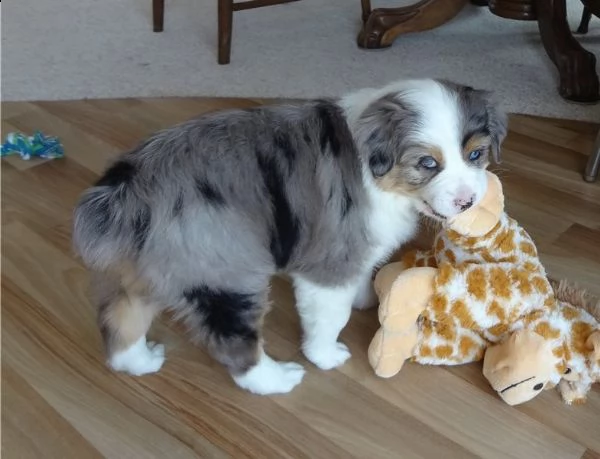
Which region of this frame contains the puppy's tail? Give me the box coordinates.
[73,161,150,271]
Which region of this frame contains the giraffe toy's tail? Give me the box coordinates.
[548,277,600,321]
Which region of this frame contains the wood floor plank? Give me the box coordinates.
[553,224,600,261]
[274,365,479,459]
[2,98,599,458]
[1,282,229,459]
[2,277,350,459]
[2,222,97,341]
[499,172,600,229]
[1,364,103,459]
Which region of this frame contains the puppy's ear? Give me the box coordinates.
[477,90,508,163]
[357,94,418,178]
[486,99,508,164]
[367,134,395,177]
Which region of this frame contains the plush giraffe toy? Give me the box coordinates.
[368,171,600,406]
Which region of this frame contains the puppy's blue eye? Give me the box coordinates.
[469,149,483,161]
[419,156,438,169]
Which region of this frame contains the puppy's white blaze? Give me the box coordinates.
[403,81,461,150]
[109,336,165,376]
[232,351,305,395]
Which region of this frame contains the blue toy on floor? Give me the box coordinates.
[1,131,64,160]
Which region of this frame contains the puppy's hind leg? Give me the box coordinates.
[95,273,164,376]
[181,284,305,395]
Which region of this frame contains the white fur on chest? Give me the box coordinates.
[363,182,418,268]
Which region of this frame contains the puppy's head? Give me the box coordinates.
[354,79,507,220]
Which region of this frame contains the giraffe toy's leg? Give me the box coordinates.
[369,325,420,378]
[369,267,437,378]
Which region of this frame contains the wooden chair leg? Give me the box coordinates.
[361,0,372,23]
[576,7,592,34]
[153,0,165,32]
[584,130,600,182]
[218,0,234,65]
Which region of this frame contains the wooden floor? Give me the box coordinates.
[2,98,600,459]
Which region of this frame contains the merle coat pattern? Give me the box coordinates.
[73,79,507,392]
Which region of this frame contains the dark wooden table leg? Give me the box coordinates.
[535,0,599,103]
[361,0,372,23]
[218,0,234,65]
[576,6,592,34]
[358,0,468,49]
[153,0,164,32]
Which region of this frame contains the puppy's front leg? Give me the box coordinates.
[292,275,359,370]
[352,270,378,310]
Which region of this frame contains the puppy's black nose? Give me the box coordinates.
[460,200,473,211]
[454,196,474,212]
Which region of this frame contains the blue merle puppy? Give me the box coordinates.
[73,78,507,394]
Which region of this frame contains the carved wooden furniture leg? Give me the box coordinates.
[489,0,537,20]
[358,0,468,49]
[153,0,165,32]
[535,0,599,103]
[576,6,592,33]
[584,129,600,182]
[218,0,301,65]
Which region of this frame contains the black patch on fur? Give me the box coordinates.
[195,179,225,206]
[256,154,300,268]
[183,286,258,340]
[327,187,335,204]
[173,192,184,217]
[274,130,296,168]
[341,186,353,217]
[96,160,136,187]
[303,130,313,146]
[368,147,394,177]
[132,204,151,251]
[316,101,342,157]
[85,191,112,235]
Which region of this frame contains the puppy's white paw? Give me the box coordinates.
[233,353,305,395]
[304,341,351,370]
[109,338,165,376]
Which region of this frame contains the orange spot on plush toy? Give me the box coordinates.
[368,171,600,406]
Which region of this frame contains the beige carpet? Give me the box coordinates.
[2,0,600,121]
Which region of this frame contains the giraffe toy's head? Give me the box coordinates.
[483,329,556,405]
[484,326,600,405]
